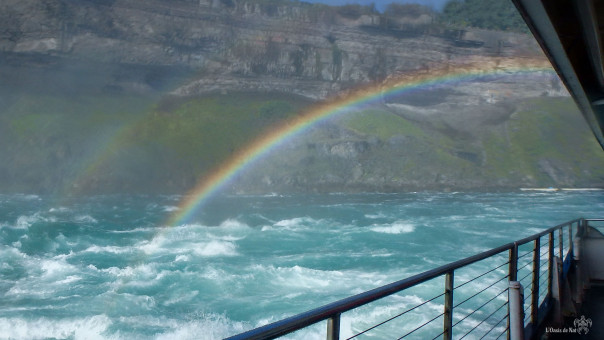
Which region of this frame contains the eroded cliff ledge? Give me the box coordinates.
[1,0,547,99]
[3,0,602,194]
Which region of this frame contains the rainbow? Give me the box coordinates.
[167,57,555,226]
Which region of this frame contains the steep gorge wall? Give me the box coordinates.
[1,0,546,98]
[3,0,601,194]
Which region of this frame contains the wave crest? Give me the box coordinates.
[370,222,415,234]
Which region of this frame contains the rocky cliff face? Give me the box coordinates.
[2,0,547,98]
[2,0,602,194]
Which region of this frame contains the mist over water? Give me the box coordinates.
[1,191,602,339]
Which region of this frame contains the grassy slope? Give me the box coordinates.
[2,92,603,194]
[482,97,604,186]
[1,92,310,193]
[1,94,152,192]
[341,108,426,140]
[327,97,604,189]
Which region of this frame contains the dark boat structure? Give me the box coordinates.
[226,1,604,339]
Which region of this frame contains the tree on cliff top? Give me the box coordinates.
[441,0,527,32]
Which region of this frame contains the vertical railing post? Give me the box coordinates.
[573,234,583,304]
[530,238,540,331]
[509,244,518,281]
[443,271,454,340]
[558,228,563,260]
[568,223,573,253]
[327,314,340,340]
[508,281,525,340]
[548,232,554,297]
[507,244,518,340]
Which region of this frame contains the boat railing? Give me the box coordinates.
[226,218,589,340]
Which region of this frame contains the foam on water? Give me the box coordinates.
[153,314,250,340]
[273,217,320,230]
[18,194,42,201]
[138,221,245,257]
[370,221,415,234]
[0,244,27,260]
[5,255,82,298]
[217,218,251,230]
[1,192,603,339]
[75,215,98,224]
[193,240,238,257]
[250,264,337,289]
[14,212,56,229]
[39,258,78,277]
[100,263,157,280]
[365,212,388,219]
[0,315,112,340]
[338,294,444,339]
[260,216,345,233]
[49,207,72,213]
[108,226,154,234]
[163,290,199,306]
[83,245,133,254]
[174,254,189,262]
[246,264,404,298]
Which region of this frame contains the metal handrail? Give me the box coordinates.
[226,218,584,340]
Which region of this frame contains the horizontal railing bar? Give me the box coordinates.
[585,218,604,221]
[347,292,445,339]
[514,219,582,246]
[454,261,509,289]
[226,218,584,340]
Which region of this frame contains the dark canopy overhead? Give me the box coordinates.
[512,0,604,149]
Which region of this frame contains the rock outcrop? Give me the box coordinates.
[2,0,603,194]
[1,0,549,99]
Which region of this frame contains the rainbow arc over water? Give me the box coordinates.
[167,57,554,226]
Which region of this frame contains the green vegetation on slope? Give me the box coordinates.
[2,91,603,194]
[246,96,604,192]
[127,94,308,176]
[482,97,604,186]
[1,93,153,192]
[340,108,426,140]
[0,92,310,193]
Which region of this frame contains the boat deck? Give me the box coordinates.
[545,286,604,340]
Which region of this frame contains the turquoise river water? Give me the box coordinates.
[0,191,602,339]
